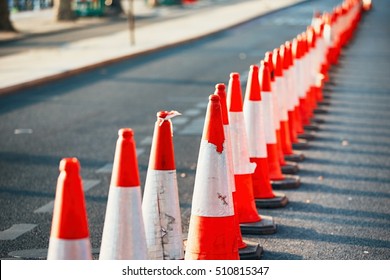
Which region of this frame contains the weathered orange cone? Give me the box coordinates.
[99,128,148,260]
[243,65,288,209]
[184,95,239,260]
[215,84,262,260]
[227,72,276,234]
[47,158,92,260]
[142,111,184,260]
[259,61,300,190]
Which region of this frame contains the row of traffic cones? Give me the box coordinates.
[47,112,185,260]
[185,0,366,260]
[46,0,367,260]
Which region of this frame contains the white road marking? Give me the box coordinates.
[34,179,100,213]
[0,224,37,240]
[14,128,33,134]
[178,117,204,135]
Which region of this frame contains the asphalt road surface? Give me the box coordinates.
[0,0,389,260]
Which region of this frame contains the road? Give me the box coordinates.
[0,0,389,260]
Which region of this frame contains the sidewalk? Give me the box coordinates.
[0,0,304,95]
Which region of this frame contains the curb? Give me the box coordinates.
[0,0,308,97]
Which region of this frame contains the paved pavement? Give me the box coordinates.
[0,0,305,95]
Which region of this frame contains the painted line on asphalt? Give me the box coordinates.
[182,108,202,117]
[0,224,37,241]
[140,136,153,146]
[96,148,145,174]
[33,179,101,213]
[178,117,204,135]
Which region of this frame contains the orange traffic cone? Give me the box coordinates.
[142,111,184,260]
[215,83,262,260]
[227,72,276,234]
[259,61,300,190]
[264,49,299,174]
[47,158,92,260]
[280,43,306,162]
[292,36,316,141]
[270,48,301,173]
[99,128,148,260]
[243,65,288,209]
[284,41,305,148]
[184,94,238,260]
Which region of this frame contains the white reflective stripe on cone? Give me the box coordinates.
[324,24,333,48]
[285,68,295,112]
[191,140,234,217]
[272,79,282,129]
[228,112,256,175]
[295,60,306,99]
[223,125,236,193]
[47,237,92,260]
[99,186,147,260]
[303,53,310,94]
[243,100,268,158]
[142,169,184,260]
[291,63,300,108]
[261,92,277,144]
[275,77,289,122]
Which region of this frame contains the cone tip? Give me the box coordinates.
[59,157,80,173]
[118,128,134,139]
[210,94,220,102]
[230,72,240,79]
[250,64,259,72]
[157,111,169,119]
[215,83,226,91]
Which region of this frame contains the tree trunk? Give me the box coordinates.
[54,0,76,21]
[0,0,17,31]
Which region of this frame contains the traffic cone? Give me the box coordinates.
[292,35,316,141]
[259,61,300,190]
[264,51,298,175]
[280,43,305,162]
[184,94,239,260]
[282,40,311,151]
[99,128,148,260]
[311,14,328,106]
[307,25,328,116]
[47,158,92,260]
[215,83,262,260]
[243,65,288,209]
[227,72,276,234]
[271,48,303,167]
[142,111,184,260]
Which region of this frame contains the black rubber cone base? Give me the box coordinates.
[255,191,288,208]
[292,139,310,150]
[304,123,320,131]
[239,240,263,260]
[271,175,301,190]
[240,215,277,235]
[284,151,305,162]
[298,131,316,140]
[281,161,299,174]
